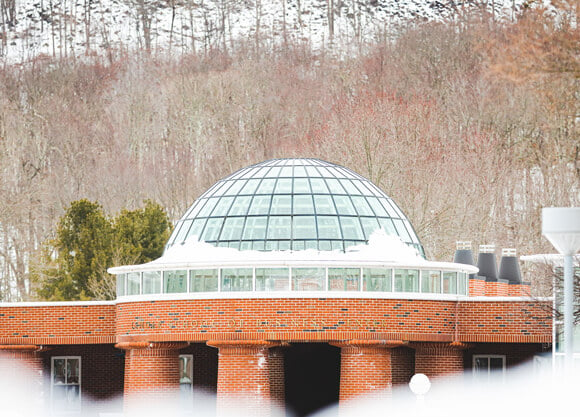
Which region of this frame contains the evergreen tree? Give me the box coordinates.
[33,200,172,301]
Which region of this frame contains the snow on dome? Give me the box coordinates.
[165,158,425,257]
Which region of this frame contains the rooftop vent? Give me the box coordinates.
[454,241,475,266]
[498,248,522,284]
[477,244,498,282]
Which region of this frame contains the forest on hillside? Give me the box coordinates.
[0,5,578,301]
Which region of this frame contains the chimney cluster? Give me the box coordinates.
[453,242,522,284]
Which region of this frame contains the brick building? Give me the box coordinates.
[0,159,552,416]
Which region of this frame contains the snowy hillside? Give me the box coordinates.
[1,0,524,62]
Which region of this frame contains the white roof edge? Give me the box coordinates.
[520,253,580,266]
[0,300,117,308]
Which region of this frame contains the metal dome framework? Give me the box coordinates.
[166,159,424,255]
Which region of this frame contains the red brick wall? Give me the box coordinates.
[391,346,415,386]
[115,298,551,344]
[0,303,116,344]
[413,342,465,379]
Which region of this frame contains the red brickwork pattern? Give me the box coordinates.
[209,341,273,417]
[413,342,465,379]
[116,298,551,344]
[391,346,415,386]
[336,343,392,403]
[269,347,285,410]
[469,279,486,296]
[0,304,116,345]
[485,282,509,296]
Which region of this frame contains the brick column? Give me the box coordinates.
[332,340,405,408]
[269,346,285,411]
[208,340,279,417]
[412,342,469,379]
[0,344,46,387]
[116,341,188,412]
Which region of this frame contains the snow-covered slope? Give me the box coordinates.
[1,0,524,63]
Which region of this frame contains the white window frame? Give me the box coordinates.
[51,356,82,414]
[472,354,506,381]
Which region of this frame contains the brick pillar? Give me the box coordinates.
[332,340,405,409]
[0,345,47,411]
[412,342,468,380]
[269,346,285,413]
[208,340,279,417]
[116,341,188,413]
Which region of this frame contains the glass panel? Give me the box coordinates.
[394,269,419,292]
[360,217,380,239]
[293,195,314,214]
[53,359,66,384]
[294,166,307,177]
[381,199,400,217]
[242,217,267,240]
[143,271,162,294]
[190,269,218,292]
[223,179,246,195]
[293,240,305,251]
[256,268,289,291]
[340,217,364,240]
[490,357,504,370]
[228,196,252,216]
[305,166,323,177]
[328,268,360,291]
[274,178,292,194]
[164,270,188,293]
[221,268,253,291]
[173,219,193,243]
[219,217,245,241]
[367,197,388,216]
[197,197,219,217]
[240,178,261,194]
[293,216,316,239]
[333,195,356,215]
[326,178,346,194]
[393,219,412,241]
[378,218,397,235]
[116,274,125,297]
[256,178,276,194]
[363,268,392,291]
[310,178,329,193]
[127,272,141,295]
[292,267,325,291]
[421,270,441,293]
[248,195,272,215]
[319,241,332,251]
[278,241,291,251]
[314,195,336,214]
[211,196,234,217]
[351,196,373,216]
[458,272,467,295]
[293,178,311,193]
[179,355,193,384]
[317,216,341,239]
[267,216,291,239]
[187,219,206,241]
[351,180,374,196]
[201,218,224,241]
[279,166,293,177]
[67,358,80,384]
[443,272,458,294]
[271,195,292,214]
[340,179,361,195]
[474,357,489,372]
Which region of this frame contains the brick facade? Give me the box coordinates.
[0,294,552,416]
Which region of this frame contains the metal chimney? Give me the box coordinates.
[477,244,498,282]
[453,241,475,265]
[498,248,522,284]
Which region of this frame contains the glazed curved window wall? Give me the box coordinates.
[116,268,469,297]
[166,159,425,255]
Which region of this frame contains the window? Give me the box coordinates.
[221,268,253,291]
[179,354,193,405]
[363,268,392,292]
[142,271,161,294]
[127,272,141,295]
[473,355,505,382]
[255,268,289,291]
[443,272,458,294]
[292,268,325,291]
[328,268,360,291]
[116,274,125,296]
[421,270,441,293]
[164,270,187,293]
[51,357,81,413]
[394,269,419,292]
[190,269,218,292]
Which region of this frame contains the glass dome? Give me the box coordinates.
[166,159,424,255]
